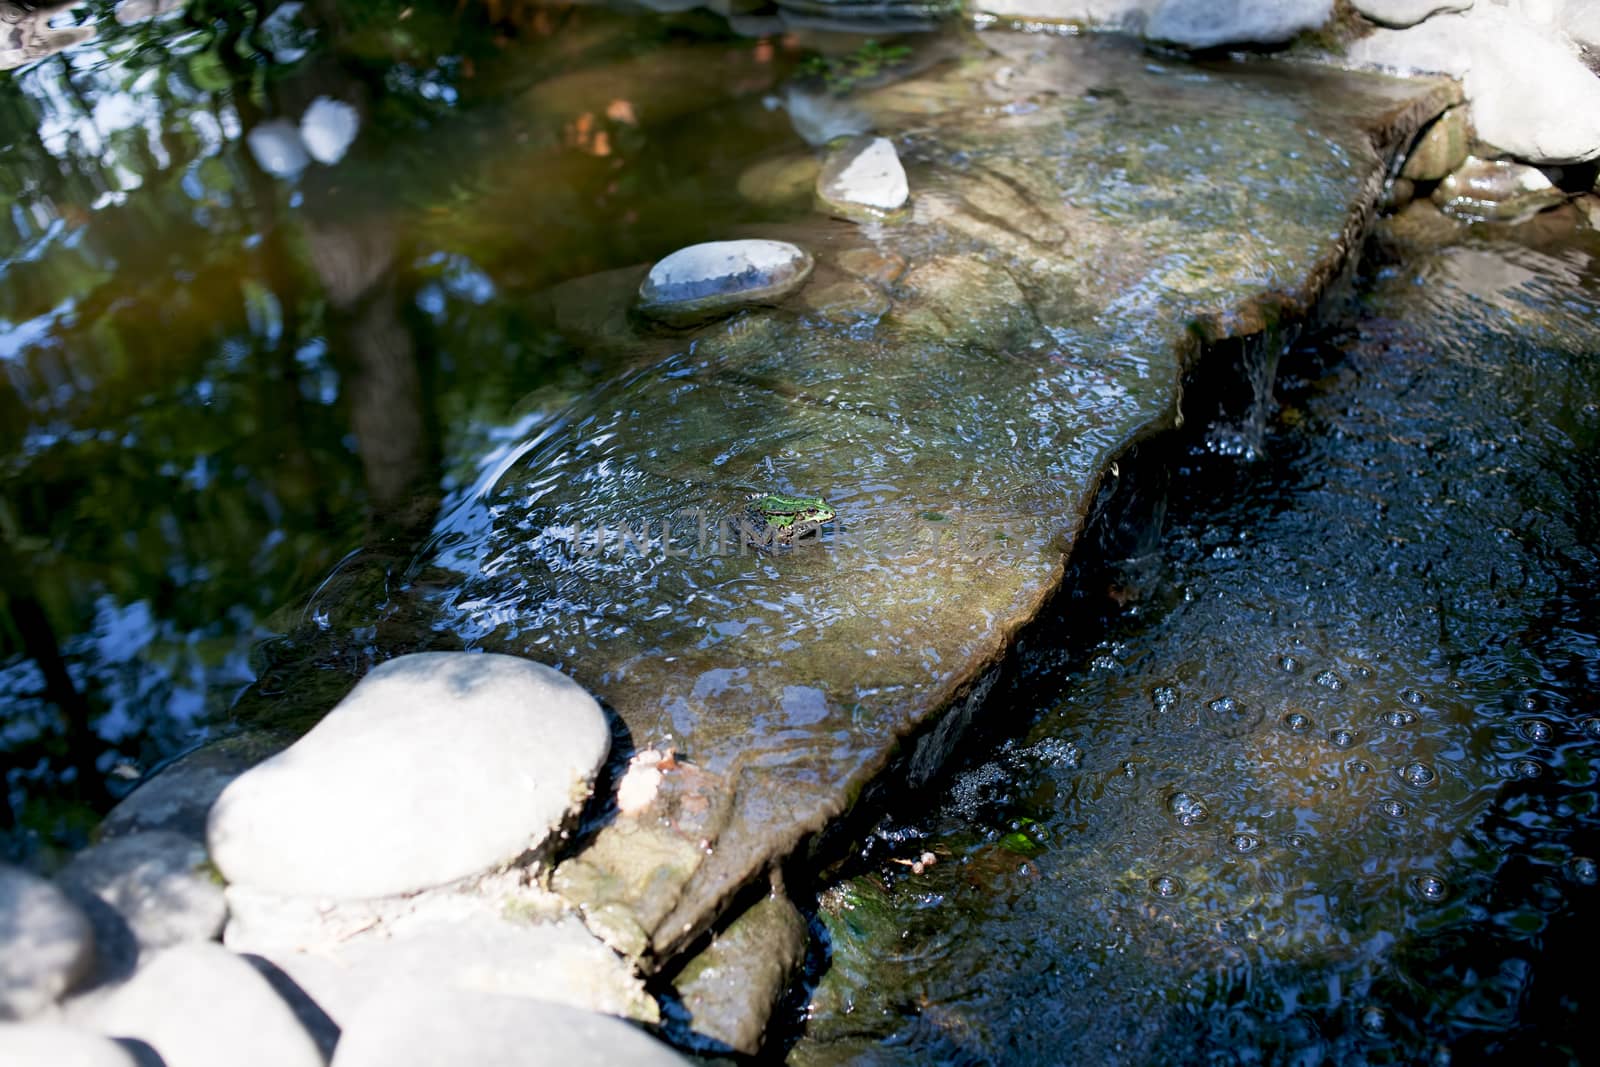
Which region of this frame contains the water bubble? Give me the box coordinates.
[1379,799,1409,820]
[1383,709,1417,728]
[1359,1004,1387,1034]
[1150,874,1184,897]
[1286,833,1309,849]
[1152,686,1177,712]
[1583,717,1600,740]
[1208,697,1239,715]
[1315,670,1345,691]
[1519,694,1539,712]
[1230,832,1260,853]
[1166,791,1210,826]
[1282,711,1313,733]
[1350,760,1372,774]
[1400,688,1424,706]
[1513,758,1543,779]
[1411,873,1449,902]
[1352,665,1373,680]
[1519,719,1553,744]
[1569,856,1598,886]
[1280,655,1302,673]
[1401,761,1438,788]
[1329,728,1359,749]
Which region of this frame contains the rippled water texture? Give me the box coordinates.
[0,0,805,853]
[793,211,1600,1065]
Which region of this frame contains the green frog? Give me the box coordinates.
[743,492,836,547]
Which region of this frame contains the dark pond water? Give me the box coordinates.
[3,2,1598,1061]
[1,0,819,858]
[790,207,1600,1065]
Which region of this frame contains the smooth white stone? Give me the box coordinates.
[207,653,609,900]
[0,865,95,1020]
[0,1022,140,1067]
[1146,0,1334,47]
[91,943,323,1067]
[330,985,690,1067]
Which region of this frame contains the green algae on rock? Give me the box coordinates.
[420,32,1457,977]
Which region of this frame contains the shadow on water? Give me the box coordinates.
[785,207,1600,1066]
[0,0,810,862]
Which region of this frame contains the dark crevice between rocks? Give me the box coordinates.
[759,272,1386,1060]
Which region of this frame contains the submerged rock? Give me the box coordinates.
[91,943,322,1067]
[329,986,689,1067]
[1401,105,1470,181]
[99,732,289,843]
[816,136,910,221]
[736,154,823,208]
[1145,0,1333,48]
[207,652,609,899]
[636,240,814,326]
[783,87,874,147]
[1352,0,1471,28]
[0,865,95,1020]
[1432,156,1565,221]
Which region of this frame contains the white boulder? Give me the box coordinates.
[207,653,609,900]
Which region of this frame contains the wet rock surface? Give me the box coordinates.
[792,203,1600,1065]
[99,733,290,843]
[420,32,1457,971]
[207,652,609,899]
[1400,104,1470,181]
[671,891,808,1054]
[1432,155,1565,221]
[0,865,95,1019]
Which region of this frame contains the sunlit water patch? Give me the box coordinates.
[791,210,1600,1065]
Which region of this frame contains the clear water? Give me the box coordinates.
[0,0,807,857]
[791,207,1600,1065]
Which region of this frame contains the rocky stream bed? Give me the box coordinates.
[4,0,1599,1063]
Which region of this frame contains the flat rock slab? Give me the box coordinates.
[0,864,95,1019]
[418,34,1456,967]
[208,652,608,899]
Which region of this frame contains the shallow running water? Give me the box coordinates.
[792,206,1600,1065]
